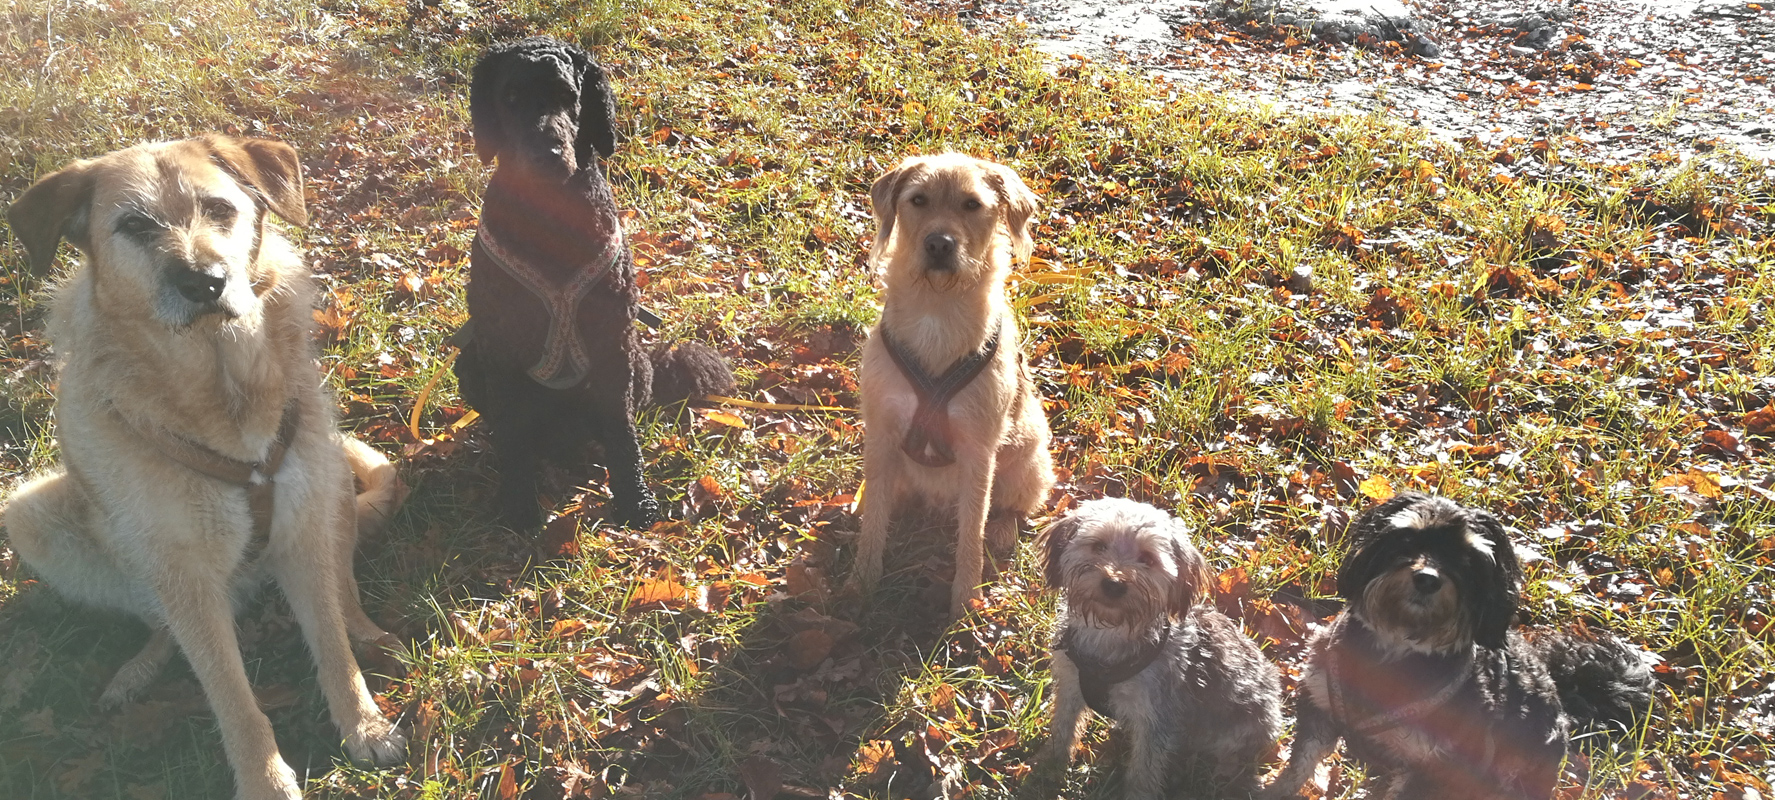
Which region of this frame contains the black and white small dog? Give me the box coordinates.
[1041,498,1282,799]
[1264,493,1654,800]
[456,37,733,530]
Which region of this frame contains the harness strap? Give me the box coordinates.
[1058,621,1172,719]
[474,222,625,390]
[115,403,300,553]
[879,320,1002,468]
[1326,638,1475,736]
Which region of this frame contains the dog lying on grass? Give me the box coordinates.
[456,37,734,531]
[1040,498,1282,799]
[853,153,1055,618]
[3,135,408,800]
[1263,493,1655,800]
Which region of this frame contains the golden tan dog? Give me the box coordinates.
[854,153,1055,617]
[3,135,407,800]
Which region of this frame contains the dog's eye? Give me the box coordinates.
[1090,539,1107,553]
[1137,552,1159,567]
[201,199,237,225]
[963,197,983,211]
[115,214,161,238]
[909,194,927,207]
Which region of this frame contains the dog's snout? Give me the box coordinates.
[924,232,957,257]
[1411,568,1443,595]
[170,264,227,304]
[1100,576,1128,598]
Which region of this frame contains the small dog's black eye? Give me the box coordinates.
[963,197,983,211]
[909,194,927,207]
[201,198,237,225]
[116,213,161,238]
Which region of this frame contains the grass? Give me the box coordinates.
[2,0,1773,798]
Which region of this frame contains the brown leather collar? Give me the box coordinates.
[474,221,624,389]
[879,319,1001,468]
[115,403,300,553]
[1058,620,1172,718]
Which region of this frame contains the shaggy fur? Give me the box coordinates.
[3,135,408,800]
[456,37,734,530]
[1041,498,1282,799]
[1264,493,1654,800]
[853,153,1055,617]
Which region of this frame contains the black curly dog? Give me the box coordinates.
[1264,493,1654,800]
[457,37,733,530]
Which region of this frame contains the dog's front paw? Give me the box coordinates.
[237,759,303,800]
[948,586,985,619]
[343,718,408,767]
[612,497,660,530]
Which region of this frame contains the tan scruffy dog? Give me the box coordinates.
[1041,498,1282,800]
[854,153,1055,617]
[4,135,407,800]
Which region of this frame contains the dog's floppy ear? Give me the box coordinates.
[572,50,618,164]
[8,159,97,275]
[1037,511,1085,588]
[980,160,1039,263]
[202,135,307,227]
[1166,517,1211,615]
[1467,509,1522,649]
[470,46,514,165]
[869,160,915,266]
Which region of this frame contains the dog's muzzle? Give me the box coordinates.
[169,263,228,305]
[923,232,958,272]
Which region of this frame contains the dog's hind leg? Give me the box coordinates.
[331,485,399,649]
[3,471,157,617]
[587,390,659,529]
[99,627,176,707]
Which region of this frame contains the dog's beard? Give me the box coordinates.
[1064,565,1168,630]
[1359,567,1470,656]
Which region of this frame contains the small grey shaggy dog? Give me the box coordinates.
[1040,498,1282,799]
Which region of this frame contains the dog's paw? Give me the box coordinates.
[236,759,303,800]
[612,498,661,530]
[948,587,985,619]
[343,719,408,767]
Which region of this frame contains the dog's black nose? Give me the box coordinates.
[1100,576,1128,598]
[924,232,957,260]
[171,266,226,304]
[1412,569,1443,595]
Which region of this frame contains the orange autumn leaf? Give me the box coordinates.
[1359,474,1395,501]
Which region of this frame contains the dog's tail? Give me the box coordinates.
[647,341,737,408]
[1526,624,1656,732]
[342,435,409,537]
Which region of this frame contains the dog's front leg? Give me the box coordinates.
[1261,691,1340,800]
[1116,684,1177,800]
[854,432,904,594]
[950,442,998,617]
[1042,652,1090,767]
[588,389,659,528]
[268,522,407,768]
[147,547,302,800]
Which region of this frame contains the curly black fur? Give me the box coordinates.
[457,37,734,530]
[1265,493,1655,800]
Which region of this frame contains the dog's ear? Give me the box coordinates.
[470,47,513,165]
[571,50,618,164]
[869,160,915,265]
[1467,510,1522,649]
[1037,511,1084,588]
[8,159,98,275]
[202,135,306,227]
[1166,517,1211,615]
[980,161,1039,263]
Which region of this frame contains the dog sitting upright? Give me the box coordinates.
[1264,493,1655,800]
[457,37,733,530]
[853,153,1055,618]
[3,135,407,800]
[1041,498,1283,799]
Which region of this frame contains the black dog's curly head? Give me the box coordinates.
[470,37,617,179]
[1338,493,1522,654]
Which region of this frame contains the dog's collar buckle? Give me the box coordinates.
[1058,620,1172,719]
[879,320,1002,468]
[474,221,625,390]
